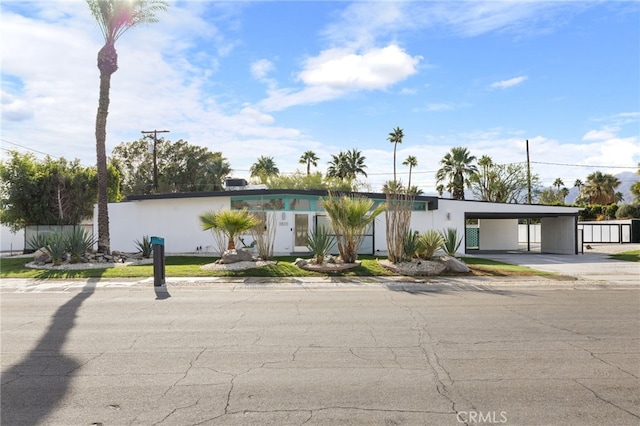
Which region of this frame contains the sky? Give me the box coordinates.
[1,0,639,194]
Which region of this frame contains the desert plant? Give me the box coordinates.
[306,226,336,264]
[385,189,414,263]
[403,230,420,260]
[200,209,260,250]
[43,232,67,266]
[417,230,445,260]
[440,227,463,256]
[250,212,277,260]
[65,227,96,263]
[321,194,385,264]
[134,235,154,258]
[28,233,51,252]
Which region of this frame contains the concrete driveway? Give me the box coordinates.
[471,244,640,286]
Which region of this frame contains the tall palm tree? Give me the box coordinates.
[387,127,404,183]
[402,155,418,190]
[553,178,564,191]
[87,0,167,254]
[326,149,367,180]
[199,209,260,250]
[435,147,478,200]
[299,150,319,176]
[583,171,621,205]
[250,156,279,183]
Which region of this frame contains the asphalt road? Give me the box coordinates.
[1,282,639,425]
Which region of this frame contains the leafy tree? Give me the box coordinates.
[630,163,640,204]
[583,171,621,205]
[435,147,478,200]
[326,149,368,181]
[199,209,260,250]
[402,155,418,191]
[265,172,354,191]
[250,156,279,183]
[387,127,404,183]
[299,151,319,176]
[469,156,538,203]
[87,0,168,253]
[0,151,117,231]
[110,138,224,195]
[321,194,385,264]
[198,155,232,192]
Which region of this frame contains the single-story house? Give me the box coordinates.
[99,187,583,256]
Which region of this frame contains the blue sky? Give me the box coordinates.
[1,1,639,193]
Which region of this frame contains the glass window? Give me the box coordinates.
[290,198,311,211]
[231,198,284,210]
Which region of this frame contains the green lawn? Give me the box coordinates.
[609,250,640,262]
[0,255,551,279]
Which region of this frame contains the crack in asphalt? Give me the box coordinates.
[573,379,640,420]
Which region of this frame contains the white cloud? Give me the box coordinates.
[582,128,618,141]
[490,75,528,89]
[259,45,420,111]
[251,59,274,80]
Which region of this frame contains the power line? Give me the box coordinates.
[530,161,637,169]
[1,139,60,159]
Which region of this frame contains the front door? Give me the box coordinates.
[294,214,309,252]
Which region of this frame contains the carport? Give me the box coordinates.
[464,211,580,255]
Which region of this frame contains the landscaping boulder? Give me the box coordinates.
[443,256,471,273]
[220,249,254,264]
[33,248,51,265]
[293,258,308,267]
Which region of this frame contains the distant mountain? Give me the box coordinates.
[565,171,638,204]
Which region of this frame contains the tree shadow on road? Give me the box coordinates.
[1,281,97,425]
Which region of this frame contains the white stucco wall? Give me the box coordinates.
[479,219,519,250]
[541,216,577,254]
[100,196,230,253]
[1,225,24,253]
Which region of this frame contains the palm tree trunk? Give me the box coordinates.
[95,43,117,254]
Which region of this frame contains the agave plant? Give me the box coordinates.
[306,226,335,264]
[28,233,51,252]
[43,232,67,266]
[134,235,154,258]
[440,227,463,256]
[417,230,445,260]
[65,227,96,263]
[403,230,420,260]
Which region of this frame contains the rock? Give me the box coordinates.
[33,248,51,265]
[220,249,254,264]
[293,258,308,267]
[443,256,471,273]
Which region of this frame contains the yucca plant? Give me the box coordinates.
[440,227,463,256]
[134,235,153,258]
[417,230,445,260]
[43,232,67,266]
[403,230,420,260]
[306,226,336,264]
[65,227,96,263]
[321,193,385,264]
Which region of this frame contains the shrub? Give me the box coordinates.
[616,203,640,219]
[440,228,463,256]
[606,204,619,220]
[65,227,96,263]
[306,226,335,264]
[135,235,154,258]
[417,230,445,260]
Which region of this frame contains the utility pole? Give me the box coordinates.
[141,130,170,191]
[526,139,531,252]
